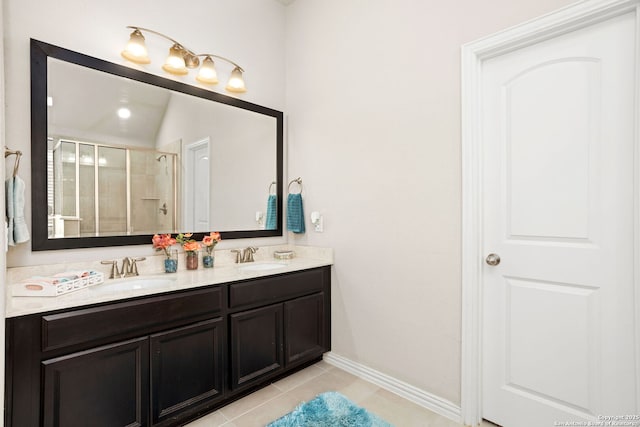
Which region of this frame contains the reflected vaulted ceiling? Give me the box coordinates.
[47,59,170,144]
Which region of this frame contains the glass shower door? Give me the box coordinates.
[97,146,127,235]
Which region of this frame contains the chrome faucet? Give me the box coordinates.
[232,247,259,263]
[121,257,133,277]
[123,257,146,277]
[101,257,146,279]
[242,247,258,263]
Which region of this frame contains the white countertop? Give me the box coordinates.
[6,246,333,318]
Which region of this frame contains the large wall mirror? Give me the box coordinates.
[31,39,283,251]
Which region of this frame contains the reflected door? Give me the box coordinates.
[184,138,210,231]
[481,12,637,426]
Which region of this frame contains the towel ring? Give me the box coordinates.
[268,181,277,195]
[288,177,303,194]
[4,148,22,177]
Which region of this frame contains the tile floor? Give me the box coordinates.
[185,360,499,427]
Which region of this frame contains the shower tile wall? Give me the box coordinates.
[130,151,174,234]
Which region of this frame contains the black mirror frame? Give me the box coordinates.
[30,39,283,251]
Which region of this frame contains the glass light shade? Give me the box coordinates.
[196,56,219,84]
[225,67,247,93]
[162,44,188,75]
[121,29,151,64]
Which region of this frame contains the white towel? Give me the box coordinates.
[5,177,14,246]
[12,176,29,244]
[5,175,30,246]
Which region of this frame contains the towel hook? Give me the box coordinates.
[4,148,22,177]
[287,177,303,194]
[268,181,276,195]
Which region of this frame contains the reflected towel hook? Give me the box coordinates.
[4,147,22,177]
[268,181,276,195]
[287,177,303,194]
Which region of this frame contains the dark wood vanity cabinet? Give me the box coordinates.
[42,337,150,427]
[284,293,326,366]
[150,318,225,426]
[228,268,330,391]
[5,266,331,427]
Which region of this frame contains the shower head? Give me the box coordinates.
[156,154,167,161]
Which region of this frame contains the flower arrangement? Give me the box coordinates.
[202,232,222,255]
[176,233,201,253]
[152,234,177,258]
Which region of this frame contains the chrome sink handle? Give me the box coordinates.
[100,260,120,279]
[231,249,242,264]
[130,257,146,276]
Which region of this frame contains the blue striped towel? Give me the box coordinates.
[265,194,277,230]
[286,193,305,234]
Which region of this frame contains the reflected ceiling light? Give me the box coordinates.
[121,26,247,93]
[117,107,131,119]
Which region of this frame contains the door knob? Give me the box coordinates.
[486,253,501,266]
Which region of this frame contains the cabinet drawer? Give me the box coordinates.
[42,287,222,352]
[229,268,326,310]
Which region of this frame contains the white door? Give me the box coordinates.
[482,11,637,427]
[184,138,210,231]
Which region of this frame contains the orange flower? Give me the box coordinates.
[152,234,176,257]
[183,241,201,252]
[202,232,222,247]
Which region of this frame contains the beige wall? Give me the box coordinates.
[285,0,574,404]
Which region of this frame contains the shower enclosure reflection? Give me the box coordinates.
[49,138,177,238]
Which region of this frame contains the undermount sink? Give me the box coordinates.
[238,262,286,272]
[89,277,177,293]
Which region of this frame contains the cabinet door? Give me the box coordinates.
[230,304,283,389]
[150,318,224,426]
[284,293,325,366]
[42,337,149,427]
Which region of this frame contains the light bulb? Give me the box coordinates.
[196,56,219,84]
[162,44,188,75]
[225,67,247,93]
[121,29,150,64]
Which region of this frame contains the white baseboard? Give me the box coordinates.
[323,352,462,424]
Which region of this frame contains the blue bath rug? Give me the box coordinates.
[266,391,393,427]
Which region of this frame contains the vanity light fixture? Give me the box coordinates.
[121,26,247,93]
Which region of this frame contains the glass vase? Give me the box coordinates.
[203,251,214,268]
[164,249,178,273]
[186,251,198,270]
